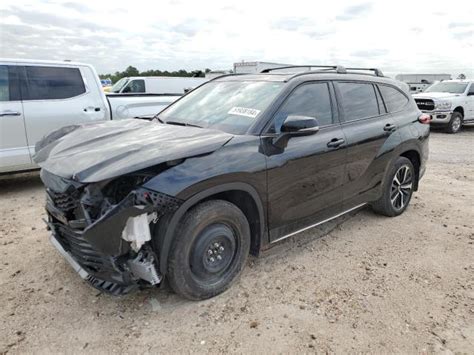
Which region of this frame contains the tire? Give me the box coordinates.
[371,157,415,217]
[167,200,250,300]
[445,112,463,134]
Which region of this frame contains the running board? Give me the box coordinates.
[271,203,366,244]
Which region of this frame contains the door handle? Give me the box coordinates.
[0,110,21,117]
[384,123,397,132]
[83,107,102,112]
[327,138,345,148]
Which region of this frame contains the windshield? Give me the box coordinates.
[425,82,468,94]
[110,78,129,93]
[159,81,284,134]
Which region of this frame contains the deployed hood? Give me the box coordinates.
[34,119,233,183]
[413,92,460,100]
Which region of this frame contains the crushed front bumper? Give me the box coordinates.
[45,187,182,295]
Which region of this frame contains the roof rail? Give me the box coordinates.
[261,65,347,74]
[207,73,250,82]
[345,67,384,77]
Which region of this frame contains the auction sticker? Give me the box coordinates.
[228,107,261,118]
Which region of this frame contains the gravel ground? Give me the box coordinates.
[1,128,473,354]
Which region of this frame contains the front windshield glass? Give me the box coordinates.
[159,81,284,134]
[425,82,468,94]
[110,78,129,93]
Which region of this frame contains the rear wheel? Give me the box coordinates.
[167,200,250,300]
[371,157,415,217]
[446,112,463,134]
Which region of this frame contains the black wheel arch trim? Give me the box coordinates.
[381,143,423,193]
[153,182,266,276]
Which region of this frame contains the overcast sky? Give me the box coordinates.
[1,0,473,77]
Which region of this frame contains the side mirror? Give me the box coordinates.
[274,115,319,149]
[281,115,319,134]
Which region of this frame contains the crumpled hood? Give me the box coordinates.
[413,92,460,100]
[34,119,233,183]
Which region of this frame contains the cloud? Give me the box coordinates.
[0,0,472,78]
[451,30,473,40]
[61,2,92,13]
[272,17,314,31]
[351,49,389,57]
[2,6,110,32]
[335,3,373,21]
[448,22,473,29]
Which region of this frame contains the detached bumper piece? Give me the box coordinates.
[50,223,139,295]
[45,185,182,296]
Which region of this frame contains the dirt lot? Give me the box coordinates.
[1,129,473,354]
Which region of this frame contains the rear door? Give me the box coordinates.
[0,64,32,172]
[334,81,402,209]
[21,64,107,158]
[466,83,474,120]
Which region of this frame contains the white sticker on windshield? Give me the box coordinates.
[228,107,261,118]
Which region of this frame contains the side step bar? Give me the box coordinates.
[271,203,366,244]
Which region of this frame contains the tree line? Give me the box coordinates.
[99,66,212,83]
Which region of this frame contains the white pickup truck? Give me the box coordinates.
[0,59,181,173]
[413,80,474,133]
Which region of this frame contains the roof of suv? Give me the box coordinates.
[214,71,408,91]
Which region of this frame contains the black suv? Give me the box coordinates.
[35,65,429,300]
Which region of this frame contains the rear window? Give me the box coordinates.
[0,66,9,101]
[337,82,379,121]
[24,66,86,100]
[379,85,408,112]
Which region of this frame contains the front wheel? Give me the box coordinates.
[371,157,415,217]
[167,200,250,300]
[446,112,463,134]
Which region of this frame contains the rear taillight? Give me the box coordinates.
[418,113,431,124]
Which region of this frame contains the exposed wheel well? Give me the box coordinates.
[453,106,464,118]
[203,190,262,256]
[400,150,421,191]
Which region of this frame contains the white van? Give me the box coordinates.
[109,76,209,94]
[0,59,180,174]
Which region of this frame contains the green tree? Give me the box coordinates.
[99,65,212,83]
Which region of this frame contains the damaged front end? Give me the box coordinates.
[42,168,182,295]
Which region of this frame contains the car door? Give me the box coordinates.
[0,64,32,173]
[334,81,402,209]
[263,81,347,242]
[466,83,474,120]
[21,64,107,158]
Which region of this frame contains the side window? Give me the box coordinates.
[123,79,145,93]
[379,85,409,112]
[271,82,333,133]
[0,66,21,101]
[337,82,379,121]
[24,66,86,100]
[0,66,9,101]
[468,84,474,95]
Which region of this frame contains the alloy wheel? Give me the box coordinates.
[390,165,413,210]
[452,116,461,132]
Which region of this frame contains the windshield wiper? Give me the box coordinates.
[165,120,203,128]
[151,113,165,123]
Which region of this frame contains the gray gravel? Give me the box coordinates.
[1,130,473,354]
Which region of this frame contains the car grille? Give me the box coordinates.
[54,224,111,273]
[415,99,435,111]
[47,188,79,213]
